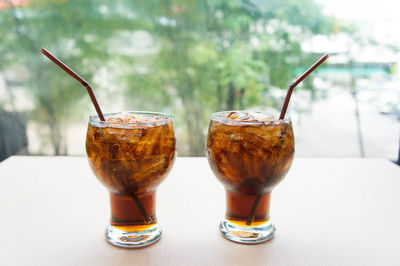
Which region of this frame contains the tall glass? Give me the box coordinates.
[86,111,176,248]
[206,111,294,244]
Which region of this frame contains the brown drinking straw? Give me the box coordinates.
[245,54,329,226]
[40,48,105,121]
[41,48,153,224]
[279,54,329,120]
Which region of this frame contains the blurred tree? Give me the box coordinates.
[0,1,95,154]
[0,0,333,155]
[128,0,333,155]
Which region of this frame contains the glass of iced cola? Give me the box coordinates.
[207,111,294,244]
[86,111,176,248]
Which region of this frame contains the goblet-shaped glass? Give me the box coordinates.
[86,111,176,248]
[207,111,294,244]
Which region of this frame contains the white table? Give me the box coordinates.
[0,156,399,265]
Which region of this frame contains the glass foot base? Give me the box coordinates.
[105,223,161,248]
[219,219,275,244]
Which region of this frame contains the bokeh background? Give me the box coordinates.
[0,0,399,162]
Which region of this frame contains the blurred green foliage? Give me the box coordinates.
[0,0,333,155]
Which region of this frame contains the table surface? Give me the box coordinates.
[0,156,400,266]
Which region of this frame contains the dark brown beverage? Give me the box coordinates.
[86,111,175,246]
[109,192,156,231]
[207,111,294,230]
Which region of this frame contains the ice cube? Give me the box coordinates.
[248,112,275,122]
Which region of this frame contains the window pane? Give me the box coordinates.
[0,0,398,161]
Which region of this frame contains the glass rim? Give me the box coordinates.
[210,110,291,125]
[89,111,173,127]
